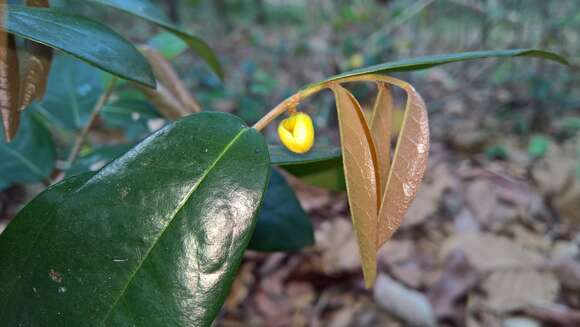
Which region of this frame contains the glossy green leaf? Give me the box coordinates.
[270,144,341,166]
[249,169,314,252]
[1,5,155,87]
[0,112,270,326]
[84,0,224,80]
[0,108,55,185]
[315,49,569,86]
[39,54,103,130]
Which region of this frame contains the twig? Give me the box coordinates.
[53,77,118,183]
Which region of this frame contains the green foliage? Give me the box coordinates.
[1,5,155,87]
[0,112,270,326]
[249,169,314,252]
[41,55,104,130]
[0,108,55,186]
[83,0,224,79]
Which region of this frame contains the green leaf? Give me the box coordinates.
[315,49,569,85]
[282,157,346,191]
[0,112,270,326]
[68,143,134,176]
[249,169,314,252]
[101,99,164,140]
[39,54,103,130]
[0,108,55,185]
[84,0,224,80]
[528,135,550,158]
[149,31,188,60]
[270,145,345,191]
[1,5,155,87]
[270,144,341,166]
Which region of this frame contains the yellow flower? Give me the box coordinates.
[278,112,315,154]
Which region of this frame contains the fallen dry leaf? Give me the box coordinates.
[482,270,559,314]
[441,233,543,271]
[315,218,361,273]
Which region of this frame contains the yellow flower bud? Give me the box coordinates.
[278,112,315,154]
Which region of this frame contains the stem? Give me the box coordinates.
[53,77,118,182]
[253,74,412,131]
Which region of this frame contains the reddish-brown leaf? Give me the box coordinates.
[331,84,381,287]
[370,82,394,195]
[19,0,53,110]
[376,80,429,247]
[0,4,21,142]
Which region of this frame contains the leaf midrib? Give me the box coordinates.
[0,143,45,178]
[98,127,247,325]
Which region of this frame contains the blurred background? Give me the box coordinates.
[1,0,579,326]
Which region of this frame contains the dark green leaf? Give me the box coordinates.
[315,49,569,86]
[84,0,224,80]
[249,169,314,252]
[68,143,133,176]
[39,54,103,130]
[282,157,346,191]
[0,112,270,326]
[101,99,164,140]
[0,107,55,184]
[1,5,155,87]
[270,144,341,166]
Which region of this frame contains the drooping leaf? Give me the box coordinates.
[0,112,270,326]
[249,169,314,252]
[18,0,53,110]
[331,84,380,287]
[84,0,224,80]
[376,80,429,247]
[40,54,103,130]
[0,107,55,184]
[1,5,155,87]
[0,10,20,142]
[315,49,569,86]
[370,83,394,193]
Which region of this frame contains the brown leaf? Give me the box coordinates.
[140,46,201,114]
[18,0,53,111]
[377,80,429,247]
[331,84,380,287]
[137,83,188,120]
[0,9,21,142]
[370,82,393,194]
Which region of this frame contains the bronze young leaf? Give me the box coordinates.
[18,0,53,111]
[331,83,381,287]
[0,5,21,142]
[370,82,394,194]
[376,78,429,247]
